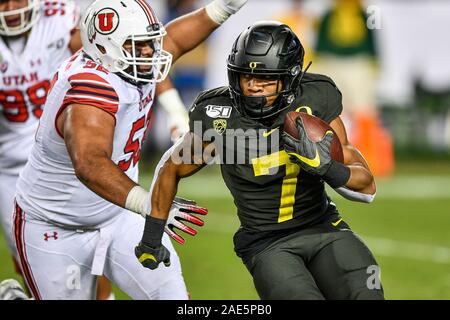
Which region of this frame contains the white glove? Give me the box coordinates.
[205,0,248,24]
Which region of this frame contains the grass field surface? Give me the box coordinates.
[1,161,449,299]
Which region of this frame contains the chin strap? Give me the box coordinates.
[296,61,312,96]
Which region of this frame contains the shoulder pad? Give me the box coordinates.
[193,86,230,106]
[302,72,339,88]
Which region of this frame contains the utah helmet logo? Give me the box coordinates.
[213,119,227,135]
[95,8,119,35]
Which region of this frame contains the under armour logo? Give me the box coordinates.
[44,231,58,241]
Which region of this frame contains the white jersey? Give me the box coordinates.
[0,0,79,175]
[16,52,156,228]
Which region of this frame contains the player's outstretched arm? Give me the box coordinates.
[164,0,247,62]
[330,116,377,202]
[149,133,208,221]
[135,133,209,269]
[156,78,189,142]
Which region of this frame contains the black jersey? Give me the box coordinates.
[189,73,344,258]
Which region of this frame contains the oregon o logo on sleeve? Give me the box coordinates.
[95,8,119,35]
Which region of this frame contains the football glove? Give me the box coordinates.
[166,197,208,245]
[282,117,333,177]
[135,242,171,270]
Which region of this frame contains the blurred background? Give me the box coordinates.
[1,0,450,299]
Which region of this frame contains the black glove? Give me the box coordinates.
[135,215,171,270]
[282,117,351,188]
[135,242,171,270]
[282,117,333,176]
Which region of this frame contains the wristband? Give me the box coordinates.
[142,215,167,247]
[323,160,351,188]
[205,0,232,25]
[125,186,150,217]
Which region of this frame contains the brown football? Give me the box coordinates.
[283,111,344,163]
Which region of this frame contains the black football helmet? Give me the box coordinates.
[227,21,305,122]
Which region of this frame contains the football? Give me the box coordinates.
[283,111,344,163]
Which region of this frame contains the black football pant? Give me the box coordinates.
[243,228,384,300]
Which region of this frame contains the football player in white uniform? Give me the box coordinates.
[0,0,80,272]
[12,0,247,299]
[0,0,201,300]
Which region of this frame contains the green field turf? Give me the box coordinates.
[1,161,449,300]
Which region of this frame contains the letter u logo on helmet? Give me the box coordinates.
[97,12,114,32]
[95,8,119,34]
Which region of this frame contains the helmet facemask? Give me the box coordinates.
[226,21,305,123]
[228,65,302,121]
[0,0,40,36]
[114,31,172,84]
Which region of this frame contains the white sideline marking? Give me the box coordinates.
[360,236,450,265]
[176,175,450,199]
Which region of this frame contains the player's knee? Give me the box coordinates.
[254,276,324,300]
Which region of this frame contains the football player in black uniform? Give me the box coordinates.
[139,21,384,300]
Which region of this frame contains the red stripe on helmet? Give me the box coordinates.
[135,0,155,25]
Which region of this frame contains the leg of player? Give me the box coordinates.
[13,204,99,300]
[244,242,325,300]
[307,231,385,300]
[103,213,188,300]
[0,173,33,296]
[0,172,19,257]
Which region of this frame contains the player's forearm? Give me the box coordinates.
[149,135,206,219]
[345,164,376,195]
[73,155,138,208]
[156,80,189,142]
[150,161,179,220]
[165,8,218,62]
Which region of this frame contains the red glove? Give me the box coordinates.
[165,197,208,244]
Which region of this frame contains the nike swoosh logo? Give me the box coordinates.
[263,128,278,138]
[332,218,343,227]
[288,149,321,168]
[138,253,157,264]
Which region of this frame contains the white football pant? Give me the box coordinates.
[13,202,188,300]
[0,173,19,257]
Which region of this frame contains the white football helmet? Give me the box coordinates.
[80,0,172,84]
[0,0,41,36]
